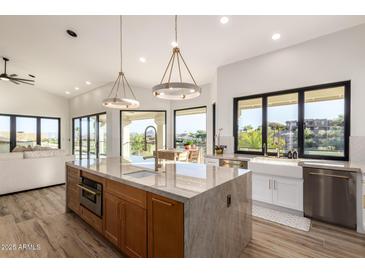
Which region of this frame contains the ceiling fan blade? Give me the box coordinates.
[9,74,17,77]
[10,79,20,85]
[10,77,35,82]
[13,79,34,85]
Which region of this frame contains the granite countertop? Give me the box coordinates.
[66,157,250,203]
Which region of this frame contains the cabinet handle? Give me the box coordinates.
[309,172,352,181]
[273,180,276,190]
[77,184,100,195]
[152,197,173,207]
[268,179,271,189]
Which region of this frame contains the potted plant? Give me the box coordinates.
[214,128,225,155]
[184,140,193,150]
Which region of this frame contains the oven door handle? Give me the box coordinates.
[77,184,101,195]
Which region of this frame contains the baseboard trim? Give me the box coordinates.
[0,183,65,197]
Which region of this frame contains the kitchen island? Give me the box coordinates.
[65,157,252,258]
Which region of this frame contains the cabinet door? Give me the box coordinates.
[147,193,184,258]
[103,192,121,246]
[272,176,303,211]
[252,174,273,203]
[119,200,147,258]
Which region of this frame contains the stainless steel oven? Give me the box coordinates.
[78,177,103,217]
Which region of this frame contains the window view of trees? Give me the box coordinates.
[235,82,349,159]
[73,113,107,159]
[237,98,262,152]
[121,111,166,163]
[267,93,298,153]
[175,107,207,154]
[304,87,345,157]
[0,115,10,153]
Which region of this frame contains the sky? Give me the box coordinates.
[239,99,344,128]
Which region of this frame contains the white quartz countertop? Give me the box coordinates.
[205,153,365,175]
[66,157,250,203]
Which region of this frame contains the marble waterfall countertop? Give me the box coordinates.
[66,157,250,203]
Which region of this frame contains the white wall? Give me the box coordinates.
[170,84,215,154]
[69,83,172,156]
[0,83,70,152]
[217,24,365,153]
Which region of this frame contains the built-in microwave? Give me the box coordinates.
[78,177,103,217]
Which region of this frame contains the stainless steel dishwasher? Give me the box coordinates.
[303,167,357,229]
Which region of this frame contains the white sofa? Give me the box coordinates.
[0,150,74,195]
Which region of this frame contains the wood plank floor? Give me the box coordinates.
[0,185,364,258]
[0,185,122,258]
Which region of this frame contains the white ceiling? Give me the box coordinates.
[1,15,365,98]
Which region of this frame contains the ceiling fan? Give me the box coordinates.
[0,57,35,85]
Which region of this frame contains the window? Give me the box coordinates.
[0,114,60,152]
[234,81,350,160]
[0,115,10,153]
[267,93,298,154]
[236,98,262,152]
[304,87,345,158]
[41,118,60,149]
[121,110,166,163]
[72,113,107,159]
[174,106,207,155]
[98,114,107,157]
[16,117,37,147]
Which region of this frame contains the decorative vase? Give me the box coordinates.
[215,147,224,155]
[184,144,191,150]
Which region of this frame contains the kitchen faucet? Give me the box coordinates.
[143,125,159,172]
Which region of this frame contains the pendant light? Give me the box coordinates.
[152,15,201,100]
[102,16,140,109]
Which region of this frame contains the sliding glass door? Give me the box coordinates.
[121,110,166,163]
[73,112,107,159]
[0,115,10,153]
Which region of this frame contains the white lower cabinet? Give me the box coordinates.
[252,173,303,211]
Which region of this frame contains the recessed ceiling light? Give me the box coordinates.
[65,91,70,95]
[171,41,178,47]
[85,81,91,85]
[66,29,78,38]
[220,16,229,24]
[272,33,281,41]
[74,87,79,90]
[139,57,146,63]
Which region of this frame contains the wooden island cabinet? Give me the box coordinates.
[66,159,252,258]
[66,166,184,258]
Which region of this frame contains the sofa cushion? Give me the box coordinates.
[0,152,24,160]
[12,145,32,152]
[32,145,53,151]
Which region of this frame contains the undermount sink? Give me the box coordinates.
[248,157,303,178]
[123,170,157,178]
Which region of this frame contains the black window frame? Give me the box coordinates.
[0,113,61,152]
[173,105,207,149]
[120,110,167,157]
[233,80,351,161]
[72,112,106,159]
